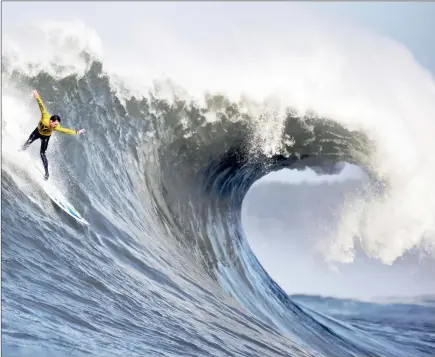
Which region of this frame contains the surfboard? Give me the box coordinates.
[41,180,90,226]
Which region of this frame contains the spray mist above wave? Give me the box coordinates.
[3,14,435,266]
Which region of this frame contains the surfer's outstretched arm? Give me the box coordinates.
[54,126,85,135]
[33,90,48,116]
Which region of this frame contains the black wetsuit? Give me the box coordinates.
[22,127,51,179]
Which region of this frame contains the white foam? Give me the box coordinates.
[2,20,102,79]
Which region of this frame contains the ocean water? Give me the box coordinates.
[2,4,435,357]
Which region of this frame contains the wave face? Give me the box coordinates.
[2,18,435,357]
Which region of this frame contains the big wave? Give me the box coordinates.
[2,11,435,357]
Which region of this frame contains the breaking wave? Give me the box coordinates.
[2,16,435,357]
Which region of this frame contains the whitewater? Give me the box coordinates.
[2,3,435,357]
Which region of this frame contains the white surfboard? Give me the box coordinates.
[42,180,90,226]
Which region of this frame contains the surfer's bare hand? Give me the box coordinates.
[77,129,86,135]
[32,89,39,98]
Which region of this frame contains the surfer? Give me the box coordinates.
[21,90,86,180]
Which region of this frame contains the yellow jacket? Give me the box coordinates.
[35,95,77,136]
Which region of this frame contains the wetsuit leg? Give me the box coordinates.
[21,128,40,151]
[40,136,51,179]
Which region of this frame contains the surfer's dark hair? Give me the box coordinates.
[50,115,61,123]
